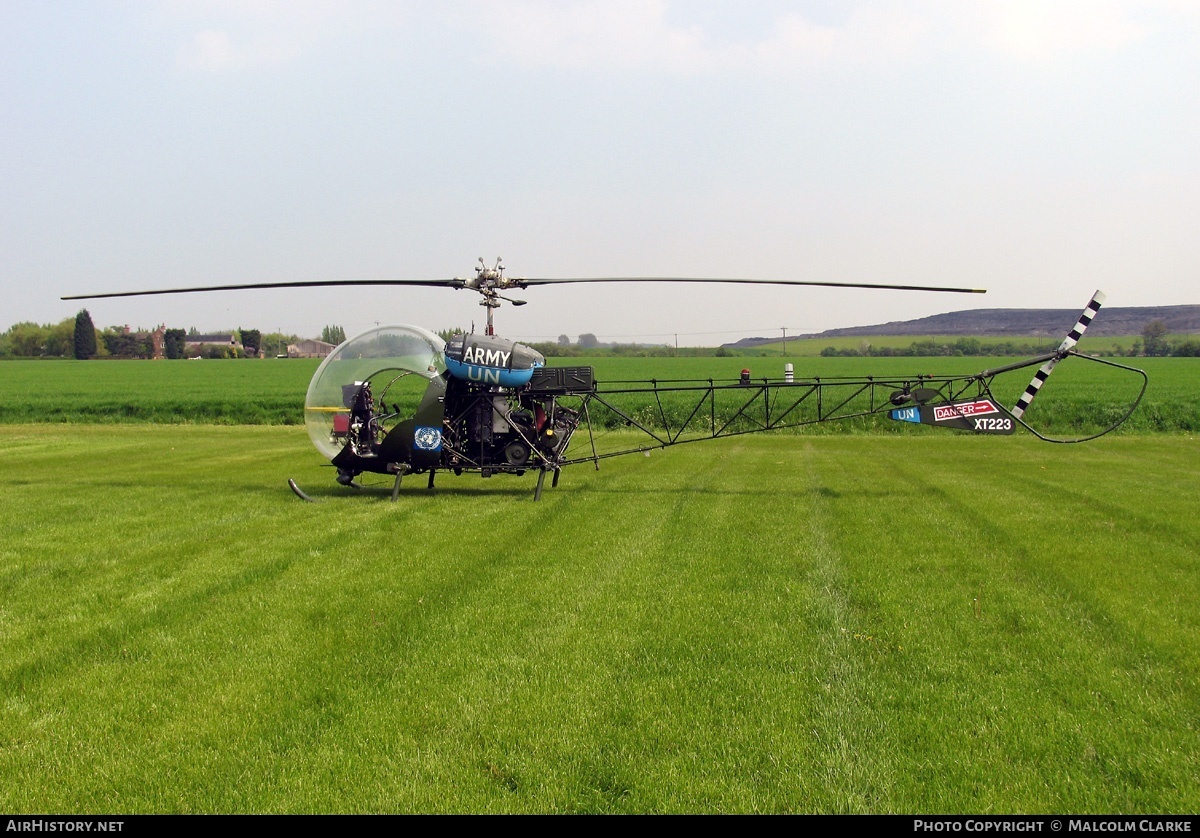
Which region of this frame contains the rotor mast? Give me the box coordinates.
[458,257,526,336]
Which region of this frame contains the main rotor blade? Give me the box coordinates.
[515,277,986,294]
[62,278,463,301]
[62,274,987,301]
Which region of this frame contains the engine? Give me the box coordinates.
[442,381,580,475]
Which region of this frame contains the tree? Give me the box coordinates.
[557,334,570,346]
[240,328,261,357]
[1172,339,1200,357]
[73,310,97,359]
[1142,320,1170,357]
[164,328,186,359]
[321,325,346,345]
[42,318,75,357]
[955,337,981,356]
[7,322,48,356]
[260,332,296,357]
[577,333,599,350]
[101,328,151,359]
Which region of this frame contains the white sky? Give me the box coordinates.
[3,1,1197,345]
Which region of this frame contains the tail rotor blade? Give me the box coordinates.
[1010,291,1105,419]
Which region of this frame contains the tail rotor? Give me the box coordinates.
[888,290,1147,442]
[1011,290,1105,420]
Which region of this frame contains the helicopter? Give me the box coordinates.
[64,258,1147,501]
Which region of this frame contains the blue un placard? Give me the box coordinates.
[414,426,443,451]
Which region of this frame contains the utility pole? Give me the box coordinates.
[781,327,787,356]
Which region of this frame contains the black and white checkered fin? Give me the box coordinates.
[1011,291,1105,420]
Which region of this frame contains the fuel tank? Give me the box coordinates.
[444,333,545,387]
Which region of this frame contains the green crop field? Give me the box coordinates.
[1,356,1198,813]
[0,358,319,424]
[0,355,1194,432]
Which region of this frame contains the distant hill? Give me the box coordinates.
[727,305,1200,348]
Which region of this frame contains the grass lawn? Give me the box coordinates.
[1,425,1197,813]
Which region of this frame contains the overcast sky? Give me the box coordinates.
[3,1,1197,345]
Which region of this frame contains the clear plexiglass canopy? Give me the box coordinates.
[304,324,446,459]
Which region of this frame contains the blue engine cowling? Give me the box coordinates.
[443,334,545,387]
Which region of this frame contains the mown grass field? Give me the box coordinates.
[1,420,1198,813]
[0,356,1196,812]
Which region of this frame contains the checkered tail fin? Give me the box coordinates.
[1010,291,1105,420]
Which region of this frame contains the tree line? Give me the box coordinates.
[0,311,302,359]
[820,321,1200,359]
[5,314,1199,359]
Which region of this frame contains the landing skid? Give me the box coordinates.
[288,478,319,503]
[388,467,438,501]
[533,467,562,501]
[302,466,557,501]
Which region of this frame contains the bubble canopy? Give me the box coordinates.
[304,324,446,460]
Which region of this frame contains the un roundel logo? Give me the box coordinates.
[414,426,443,451]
